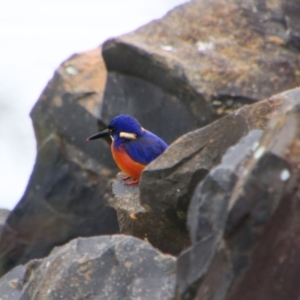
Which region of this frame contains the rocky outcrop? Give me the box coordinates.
[1,0,300,299]
[140,93,283,226]
[111,174,190,255]
[176,87,300,300]
[101,0,300,145]
[177,129,264,299]
[0,49,120,276]
[109,93,279,256]
[224,89,300,300]
[0,235,176,300]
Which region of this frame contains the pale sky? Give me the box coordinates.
[0,0,189,209]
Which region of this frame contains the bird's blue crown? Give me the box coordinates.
[108,114,143,136]
[107,114,168,165]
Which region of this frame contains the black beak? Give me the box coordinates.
[87,129,110,141]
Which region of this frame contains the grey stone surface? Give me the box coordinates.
[0,49,120,277]
[139,92,284,247]
[109,91,285,259]
[101,70,207,145]
[111,173,190,255]
[177,130,263,299]
[0,264,27,300]
[176,87,300,300]
[102,0,300,146]
[225,88,300,300]
[0,235,177,300]
[2,1,300,299]
[283,0,300,49]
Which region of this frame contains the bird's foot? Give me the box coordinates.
[122,175,131,181]
[125,179,139,186]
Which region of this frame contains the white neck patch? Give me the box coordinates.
[119,132,137,139]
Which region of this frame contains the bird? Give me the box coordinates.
[87,114,168,186]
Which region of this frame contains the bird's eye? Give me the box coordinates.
[108,128,114,134]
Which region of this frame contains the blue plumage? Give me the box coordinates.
[123,131,168,165]
[87,114,168,185]
[109,114,168,165]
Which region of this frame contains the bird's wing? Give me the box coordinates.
[123,131,168,165]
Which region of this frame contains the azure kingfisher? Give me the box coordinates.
[87,114,168,186]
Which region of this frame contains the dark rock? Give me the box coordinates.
[101,66,210,145]
[176,87,300,300]
[0,235,176,300]
[101,0,300,144]
[283,0,300,50]
[31,48,115,170]
[0,264,27,300]
[225,88,300,300]
[189,130,264,245]
[139,92,284,240]
[2,1,300,298]
[111,173,190,255]
[177,130,263,299]
[0,135,119,276]
[110,92,283,258]
[0,49,120,277]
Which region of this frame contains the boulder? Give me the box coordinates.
[177,129,264,299]
[101,0,300,144]
[0,235,176,300]
[0,49,120,277]
[111,174,190,255]
[2,1,300,299]
[31,47,114,168]
[109,91,284,257]
[0,264,27,300]
[225,88,300,300]
[139,91,284,249]
[176,87,300,300]
[282,0,300,50]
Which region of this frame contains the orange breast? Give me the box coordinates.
[111,143,146,180]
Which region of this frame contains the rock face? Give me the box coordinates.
[101,0,300,145]
[111,174,190,255]
[138,92,284,253]
[2,0,300,299]
[224,89,300,300]
[109,91,284,257]
[177,129,264,299]
[0,235,176,300]
[176,87,300,300]
[0,49,120,276]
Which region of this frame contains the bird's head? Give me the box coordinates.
[87,114,144,142]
